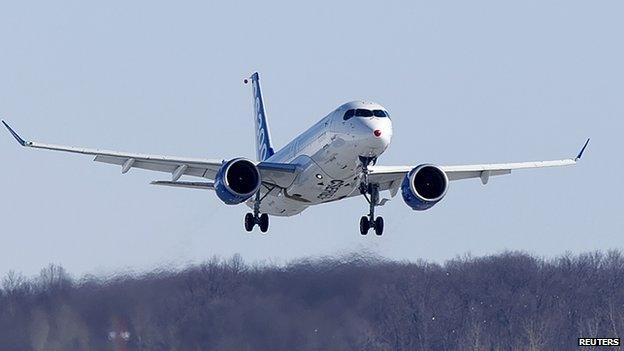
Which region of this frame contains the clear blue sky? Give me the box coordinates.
[1,1,622,277]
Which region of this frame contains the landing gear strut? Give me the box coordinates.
[360,183,384,235]
[359,157,384,236]
[244,191,269,233]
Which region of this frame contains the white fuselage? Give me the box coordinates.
[249,101,393,216]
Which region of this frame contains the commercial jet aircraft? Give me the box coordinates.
[2,72,589,235]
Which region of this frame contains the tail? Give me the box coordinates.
[245,72,274,161]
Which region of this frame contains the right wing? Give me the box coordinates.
[2,120,297,187]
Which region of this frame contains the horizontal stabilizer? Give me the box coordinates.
[150,180,215,190]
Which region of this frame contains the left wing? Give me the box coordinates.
[2,120,297,187]
[150,180,215,190]
[367,139,590,197]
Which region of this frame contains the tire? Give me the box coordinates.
[244,213,254,232]
[374,216,384,236]
[359,216,369,235]
[259,213,269,233]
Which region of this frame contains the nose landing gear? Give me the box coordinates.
[244,192,269,233]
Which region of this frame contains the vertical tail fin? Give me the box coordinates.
[246,72,274,161]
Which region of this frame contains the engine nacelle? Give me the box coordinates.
[214,158,261,205]
[401,164,449,211]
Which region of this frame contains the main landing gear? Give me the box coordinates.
[245,212,268,232]
[359,183,384,236]
[244,191,269,233]
[358,156,384,236]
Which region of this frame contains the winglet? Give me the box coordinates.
[575,138,590,161]
[2,120,28,146]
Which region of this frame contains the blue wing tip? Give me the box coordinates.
[2,120,27,146]
[575,138,590,161]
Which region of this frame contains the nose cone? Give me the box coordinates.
[354,117,393,156]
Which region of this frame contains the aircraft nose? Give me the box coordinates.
[374,127,392,149]
[354,118,392,155]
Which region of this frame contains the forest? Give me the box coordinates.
[1,250,623,350]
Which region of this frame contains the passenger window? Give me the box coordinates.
[355,109,373,117]
[343,109,355,120]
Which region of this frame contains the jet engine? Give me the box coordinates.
[214,158,261,205]
[401,164,449,211]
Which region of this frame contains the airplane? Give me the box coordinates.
[2,72,589,235]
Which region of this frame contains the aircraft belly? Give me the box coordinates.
[259,131,362,211]
[245,190,307,217]
[286,155,358,205]
[260,196,308,216]
[310,134,359,180]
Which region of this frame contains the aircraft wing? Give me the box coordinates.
[367,139,589,197]
[2,121,297,187]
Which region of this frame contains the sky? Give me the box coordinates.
[1,1,622,277]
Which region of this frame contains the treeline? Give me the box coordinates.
[1,251,623,350]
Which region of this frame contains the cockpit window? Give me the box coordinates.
[355,109,374,117]
[344,108,390,120]
[373,110,389,117]
[343,109,355,120]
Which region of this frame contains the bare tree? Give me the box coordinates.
[1,251,623,350]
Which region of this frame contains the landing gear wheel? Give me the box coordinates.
[360,216,370,235]
[259,213,269,233]
[244,213,254,232]
[374,216,384,236]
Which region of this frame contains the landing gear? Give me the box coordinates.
[259,213,269,233]
[374,216,384,236]
[244,191,270,233]
[244,213,254,232]
[244,212,269,233]
[359,216,369,235]
[359,183,384,235]
[359,158,385,236]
